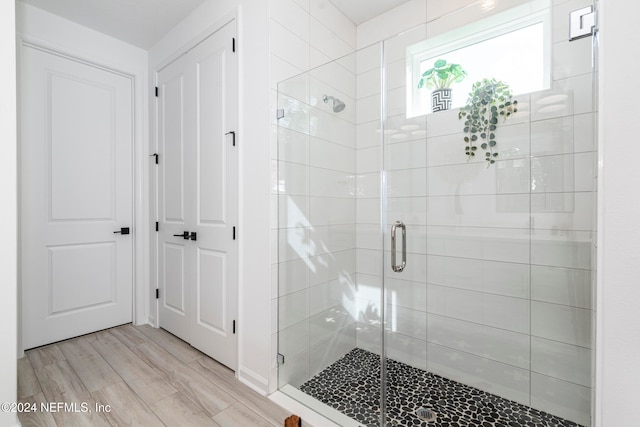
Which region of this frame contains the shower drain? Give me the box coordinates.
[416,407,437,422]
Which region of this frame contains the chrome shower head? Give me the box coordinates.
[333,99,346,112]
[323,94,346,113]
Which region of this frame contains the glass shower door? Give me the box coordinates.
[380,0,596,426]
[276,48,386,426]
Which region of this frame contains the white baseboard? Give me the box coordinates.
[237,366,269,396]
[269,385,363,427]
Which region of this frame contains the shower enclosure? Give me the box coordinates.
[276,0,596,425]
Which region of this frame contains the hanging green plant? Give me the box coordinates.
[458,78,518,167]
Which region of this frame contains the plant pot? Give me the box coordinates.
[431,88,452,112]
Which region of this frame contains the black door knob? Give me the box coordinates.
[114,227,130,235]
[173,231,189,239]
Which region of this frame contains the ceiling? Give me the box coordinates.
[19,0,412,49]
[328,0,413,25]
[19,0,206,49]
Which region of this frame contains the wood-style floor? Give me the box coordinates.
[18,324,300,427]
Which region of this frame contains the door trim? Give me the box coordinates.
[17,37,148,353]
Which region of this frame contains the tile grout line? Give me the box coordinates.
[20,326,293,427]
[132,326,244,422]
[87,328,171,427]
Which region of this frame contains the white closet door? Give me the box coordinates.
[188,22,238,370]
[157,20,238,370]
[157,51,194,341]
[21,45,133,349]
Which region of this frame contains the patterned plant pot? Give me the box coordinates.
[431,88,452,112]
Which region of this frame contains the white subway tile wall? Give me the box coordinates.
[273,0,595,425]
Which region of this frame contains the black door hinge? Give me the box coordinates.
[233,226,236,240]
[232,38,236,52]
[155,289,159,299]
[155,222,159,232]
[233,320,236,334]
[150,153,159,164]
[155,86,159,97]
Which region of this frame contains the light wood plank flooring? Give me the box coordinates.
[18,324,303,427]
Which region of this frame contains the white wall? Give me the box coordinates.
[149,0,273,395]
[357,0,427,49]
[15,4,148,78]
[237,0,272,395]
[15,2,150,331]
[596,0,640,425]
[0,0,18,425]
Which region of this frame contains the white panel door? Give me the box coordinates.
[189,25,238,370]
[157,20,238,370]
[157,52,194,341]
[21,44,133,349]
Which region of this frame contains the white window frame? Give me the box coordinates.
[406,3,551,118]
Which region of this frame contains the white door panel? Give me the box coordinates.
[163,243,187,314]
[191,22,238,370]
[49,243,116,314]
[21,45,133,349]
[197,47,227,224]
[196,248,226,332]
[161,68,187,224]
[158,52,193,339]
[158,21,238,370]
[50,73,115,220]
[161,241,190,339]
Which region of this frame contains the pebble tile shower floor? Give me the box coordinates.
[299,348,583,427]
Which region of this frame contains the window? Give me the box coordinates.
[406,3,550,118]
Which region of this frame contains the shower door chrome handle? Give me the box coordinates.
[391,221,406,273]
